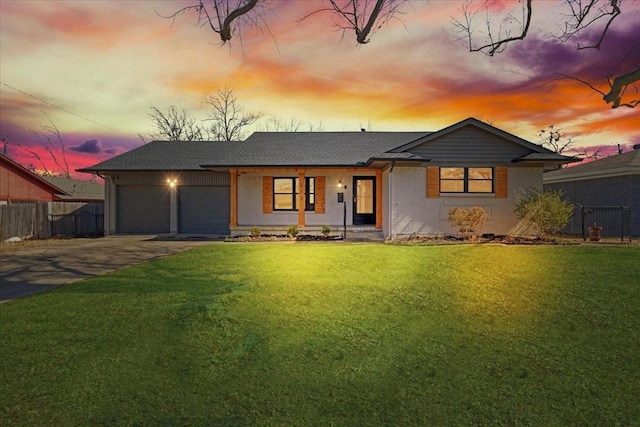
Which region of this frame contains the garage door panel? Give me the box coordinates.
[117,186,169,233]
[179,186,230,234]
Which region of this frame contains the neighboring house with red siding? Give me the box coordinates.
[79,118,577,239]
[0,155,68,203]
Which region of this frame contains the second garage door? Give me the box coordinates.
[178,186,230,234]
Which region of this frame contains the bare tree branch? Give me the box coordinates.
[1,134,11,158]
[147,105,205,141]
[453,0,532,56]
[202,85,263,141]
[158,0,261,44]
[298,0,407,44]
[604,67,640,108]
[26,114,71,178]
[539,125,576,155]
[258,117,325,132]
[455,0,638,108]
[560,0,621,50]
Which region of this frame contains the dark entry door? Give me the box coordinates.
[353,177,375,225]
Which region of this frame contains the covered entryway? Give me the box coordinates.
[178,186,230,234]
[116,186,170,233]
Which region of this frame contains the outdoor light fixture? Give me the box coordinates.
[167,178,178,188]
[337,179,347,189]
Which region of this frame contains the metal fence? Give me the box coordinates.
[49,210,104,238]
[563,205,632,241]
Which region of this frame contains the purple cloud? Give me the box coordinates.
[71,138,119,154]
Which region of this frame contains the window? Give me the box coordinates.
[440,167,493,193]
[273,177,315,211]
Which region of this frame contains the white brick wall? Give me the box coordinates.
[387,166,542,238]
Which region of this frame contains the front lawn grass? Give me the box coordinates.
[1,243,639,426]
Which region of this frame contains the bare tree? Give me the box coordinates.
[160,0,264,44]
[539,124,603,162]
[1,134,11,158]
[539,125,576,155]
[453,0,639,108]
[19,115,71,178]
[147,105,205,141]
[258,117,325,132]
[202,85,262,141]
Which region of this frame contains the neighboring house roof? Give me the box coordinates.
[544,149,640,183]
[40,176,104,201]
[78,118,576,173]
[0,155,69,201]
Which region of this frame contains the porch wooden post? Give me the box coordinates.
[298,170,305,227]
[229,168,238,228]
[375,169,382,228]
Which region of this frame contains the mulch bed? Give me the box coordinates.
[224,234,343,242]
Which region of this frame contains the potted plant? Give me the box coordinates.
[588,223,602,242]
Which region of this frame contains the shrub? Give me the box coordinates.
[447,206,488,241]
[250,227,261,238]
[287,225,299,238]
[321,225,331,236]
[514,188,573,238]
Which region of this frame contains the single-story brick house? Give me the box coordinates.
[79,118,576,239]
[544,147,640,237]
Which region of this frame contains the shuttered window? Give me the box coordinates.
[264,176,326,213]
[427,166,508,197]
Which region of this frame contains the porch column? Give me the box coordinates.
[375,169,382,229]
[229,168,238,228]
[298,170,305,227]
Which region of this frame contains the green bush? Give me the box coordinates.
[250,227,261,238]
[514,188,573,237]
[321,225,331,236]
[287,225,299,238]
[447,206,487,241]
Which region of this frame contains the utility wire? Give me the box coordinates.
[1,81,127,134]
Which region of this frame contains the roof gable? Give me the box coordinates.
[392,118,555,154]
[390,118,576,166]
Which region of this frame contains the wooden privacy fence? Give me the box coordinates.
[0,202,104,241]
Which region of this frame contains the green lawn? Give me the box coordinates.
[1,243,639,426]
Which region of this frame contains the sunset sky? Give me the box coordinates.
[1,0,639,178]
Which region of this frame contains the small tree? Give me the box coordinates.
[448,206,487,241]
[514,188,574,238]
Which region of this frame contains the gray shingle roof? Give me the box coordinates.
[544,149,640,182]
[41,176,104,201]
[78,132,430,172]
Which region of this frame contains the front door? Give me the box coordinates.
[353,177,375,225]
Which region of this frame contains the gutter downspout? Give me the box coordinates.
[387,161,395,240]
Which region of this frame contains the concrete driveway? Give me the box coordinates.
[0,236,216,302]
